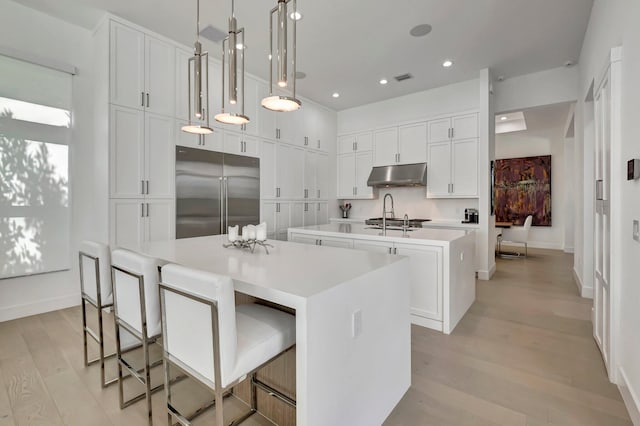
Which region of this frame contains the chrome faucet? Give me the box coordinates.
[382,193,395,236]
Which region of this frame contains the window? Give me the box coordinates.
[0,54,72,279]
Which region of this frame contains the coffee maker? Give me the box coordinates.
[463,208,479,224]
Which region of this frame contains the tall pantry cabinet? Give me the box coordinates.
[94,18,175,249]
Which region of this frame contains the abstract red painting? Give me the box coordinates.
[494,155,552,226]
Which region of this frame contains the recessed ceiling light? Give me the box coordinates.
[295,71,306,79]
[379,79,388,85]
[442,60,453,68]
[410,24,432,37]
[290,11,302,20]
[332,93,340,98]
[500,116,508,121]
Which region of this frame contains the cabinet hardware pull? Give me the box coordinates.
[146,93,149,108]
[141,92,144,107]
[596,180,604,200]
[393,247,397,255]
[141,203,144,217]
[146,203,150,217]
[317,203,320,211]
[355,141,358,151]
[317,189,320,198]
[141,180,144,195]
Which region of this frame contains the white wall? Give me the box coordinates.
[495,126,566,250]
[578,0,640,422]
[0,0,94,321]
[337,79,480,134]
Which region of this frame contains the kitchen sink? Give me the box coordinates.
[365,226,414,232]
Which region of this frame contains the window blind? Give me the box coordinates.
[0,54,72,279]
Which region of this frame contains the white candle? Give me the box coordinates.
[228,225,238,242]
[241,226,248,241]
[247,224,257,240]
[256,222,267,241]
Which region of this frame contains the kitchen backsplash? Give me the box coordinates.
[338,187,479,220]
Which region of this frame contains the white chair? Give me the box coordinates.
[79,240,117,388]
[159,263,296,426]
[499,215,533,257]
[111,248,167,426]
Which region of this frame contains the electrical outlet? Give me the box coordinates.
[352,309,362,338]
[633,220,639,242]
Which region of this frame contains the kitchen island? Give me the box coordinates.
[134,235,410,426]
[288,223,476,334]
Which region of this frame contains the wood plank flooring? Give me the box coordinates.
[385,248,632,426]
[0,248,632,425]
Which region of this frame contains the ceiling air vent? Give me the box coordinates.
[200,25,227,43]
[394,73,413,82]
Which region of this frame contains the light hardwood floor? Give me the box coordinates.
[385,248,632,426]
[0,248,632,425]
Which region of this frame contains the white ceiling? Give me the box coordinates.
[11,0,593,111]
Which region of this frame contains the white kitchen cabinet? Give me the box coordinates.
[374,123,427,166]
[451,139,478,197]
[109,198,174,248]
[275,144,305,199]
[352,239,394,254]
[303,202,317,226]
[373,127,398,167]
[257,83,277,139]
[317,236,353,249]
[260,140,277,199]
[337,151,375,199]
[427,112,479,199]
[110,106,174,199]
[427,138,478,198]
[110,22,145,111]
[395,243,443,321]
[317,202,329,225]
[317,108,334,153]
[223,131,259,157]
[145,113,175,198]
[110,105,144,198]
[242,76,260,136]
[110,21,174,117]
[338,131,373,155]
[427,142,451,197]
[289,233,318,246]
[317,153,329,199]
[428,113,478,143]
[261,201,291,241]
[398,122,427,164]
[304,151,317,200]
[290,202,304,229]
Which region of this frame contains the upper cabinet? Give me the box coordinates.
[338,131,373,155]
[110,21,175,117]
[428,113,478,142]
[373,123,427,166]
[426,112,479,199]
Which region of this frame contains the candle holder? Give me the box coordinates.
[223,239,273,254]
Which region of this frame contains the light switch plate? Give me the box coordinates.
[352,309,362,338]
[633,220,639,242]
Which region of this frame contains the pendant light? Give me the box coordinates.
[261,0,302,112]
[215,0,250,125]
[182,0,214,134]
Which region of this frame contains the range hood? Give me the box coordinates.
[367,162,428,187]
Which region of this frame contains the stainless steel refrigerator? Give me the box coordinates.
[175,146,260,239]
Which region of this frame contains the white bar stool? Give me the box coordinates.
[159,263,296,426]
[111,248,166,426]
[79,240,117,388]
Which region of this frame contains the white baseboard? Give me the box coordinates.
[572,267,593,299]
[477,263,496,281]
[618,367,640,425]
[0,294,80,322]
[500,241,564,250]
[411,315,443,333]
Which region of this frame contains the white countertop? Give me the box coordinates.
[330,217,480,229]
[135,235,404,303]
[289,223,472,245]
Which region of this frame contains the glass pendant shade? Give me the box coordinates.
[183,0,213,134]
[215,1,251,126]
[262,0,301,112]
